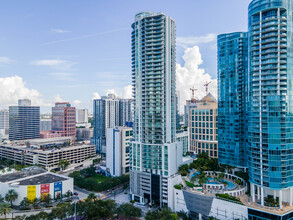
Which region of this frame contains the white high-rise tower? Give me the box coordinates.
[130,12,181,207]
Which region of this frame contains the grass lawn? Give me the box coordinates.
[88,174,110,183]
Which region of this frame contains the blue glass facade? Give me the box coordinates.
[217,32,249,168]
[248,0,293,189]
[9,105,40,141]
[93,99,105,153]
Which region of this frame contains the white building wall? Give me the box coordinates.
[0,176,73,205]
[209,198,248,220]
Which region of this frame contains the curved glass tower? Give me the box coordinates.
[248,0,293,207]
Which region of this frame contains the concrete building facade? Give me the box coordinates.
[52,102,76,137]
[106,126,132,176]
[189,94,218,159]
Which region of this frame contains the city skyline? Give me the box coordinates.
[0,0,251,113]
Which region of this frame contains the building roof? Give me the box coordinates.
[0,166,69,185]
[0,166,46,183]
[18,174,67,185]
[200,93,217,103]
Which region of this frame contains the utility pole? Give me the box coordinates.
[204,81,211,95]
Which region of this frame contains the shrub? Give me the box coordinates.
[185,180,195,188]
[174,185,182,190]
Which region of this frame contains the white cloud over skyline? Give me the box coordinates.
[31,59,76,71]
[0,76,50,107]
[0,57,15,64]
[176,46,217,113]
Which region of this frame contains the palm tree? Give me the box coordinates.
[0,195,4,203]
[58,160,70,171]
[5,189,18,207]
[86,193,97,202]
[0,203,12,219]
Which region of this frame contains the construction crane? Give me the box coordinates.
[204,81,211,95]
[190,87,197,101]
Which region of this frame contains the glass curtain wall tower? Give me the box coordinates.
[130,12,178,207]
[248,0,293,208]
[217,32,249,168]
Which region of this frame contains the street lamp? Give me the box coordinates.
[73,195,79,220]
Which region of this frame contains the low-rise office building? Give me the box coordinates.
[0,166,73,205]
[0,137,96,168]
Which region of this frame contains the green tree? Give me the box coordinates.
[64,190,73,198]
[86,193,97,202]
[5,189,18,207]
[58,160,70,171]
[177,210,192,220]
[31,197,41,208]
[117,203,142,218]
[19,197,30,209]
[36,211,49,220]
[0,195,4,203]
[146,208,178,220]
[41,194,52,207]
[50,203,69,220]
[0,203,12,219]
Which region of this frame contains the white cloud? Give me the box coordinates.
[51,28,69,34]
[92,92,101,100]
[73,100,82,106]
[121,85,132,99]
[93,85,132,101]
[177,33,217,49]
[49,72,76,81]
[31,59,76,71]
[0,75,50,107]
[0,57,15,64]
[54,94,63,103]
[106,89,118,97]
[176,46,217,113]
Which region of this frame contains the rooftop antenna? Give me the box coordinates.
[204,81,211,95]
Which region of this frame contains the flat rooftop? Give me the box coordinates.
[0,167,69,185]
[0,167,46,183]
[18,173,67,185]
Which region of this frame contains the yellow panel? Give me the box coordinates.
[27,185,36,201]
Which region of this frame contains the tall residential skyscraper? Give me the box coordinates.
[248,0,293,207]
[52,102,76,137]
[9,99,40,141]
[93,94,132,153]
[130,12,180,206]
[119,99,133,127]
[217,32,248,168]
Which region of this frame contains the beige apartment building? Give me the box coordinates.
[189,93,218,158]
[0,137,96,168]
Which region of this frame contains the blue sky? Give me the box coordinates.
[0,0,251,112]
